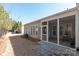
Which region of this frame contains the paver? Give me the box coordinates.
[33,41,79,56]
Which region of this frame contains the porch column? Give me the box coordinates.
[57,18,59,45]
[41,22,42,40]
[75,9,79,48]
[47,21,48,42]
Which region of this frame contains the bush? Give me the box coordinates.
[24,34,29,38]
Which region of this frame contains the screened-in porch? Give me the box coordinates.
[42,15,75,48]
[59,15,75,48]
[48,19,57,43]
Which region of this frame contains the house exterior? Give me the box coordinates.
[24,3,79,49]
[24,20,41,39]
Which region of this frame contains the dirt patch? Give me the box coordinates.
[9,35,39,56]
[0,34,40,56]
[0,37,7,54]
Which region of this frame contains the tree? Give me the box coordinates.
[0,4,11,30]
[12,21,18,31]
[17,21,22,31]
[12,21,22,32]
[0,4,22,32]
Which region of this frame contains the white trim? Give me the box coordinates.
[75,10,79,48]
[47,21,48,42]
[41,22,42,40]
[41,21,48,41]
[41,20,48,23]
[42,34,47,35]
[57,18,59,45]
[75,14,77,49]
[42,25,47,27]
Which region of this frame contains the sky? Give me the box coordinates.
[3,3,76,24]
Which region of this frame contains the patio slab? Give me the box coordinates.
[33,41,79,56]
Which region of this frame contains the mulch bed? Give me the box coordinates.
[21,35,40,42]
[28,37,41,42]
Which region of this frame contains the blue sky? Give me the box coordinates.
[3,3,76,24]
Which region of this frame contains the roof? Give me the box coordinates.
[24,19,41,26]
[24,6,77,26]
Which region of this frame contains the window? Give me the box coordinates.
[32,26,35,35]
[31,27,32,35]
[42,26,47,34]
[36,31,38,35]
[38,27,41,35]
[35,25,38,35]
